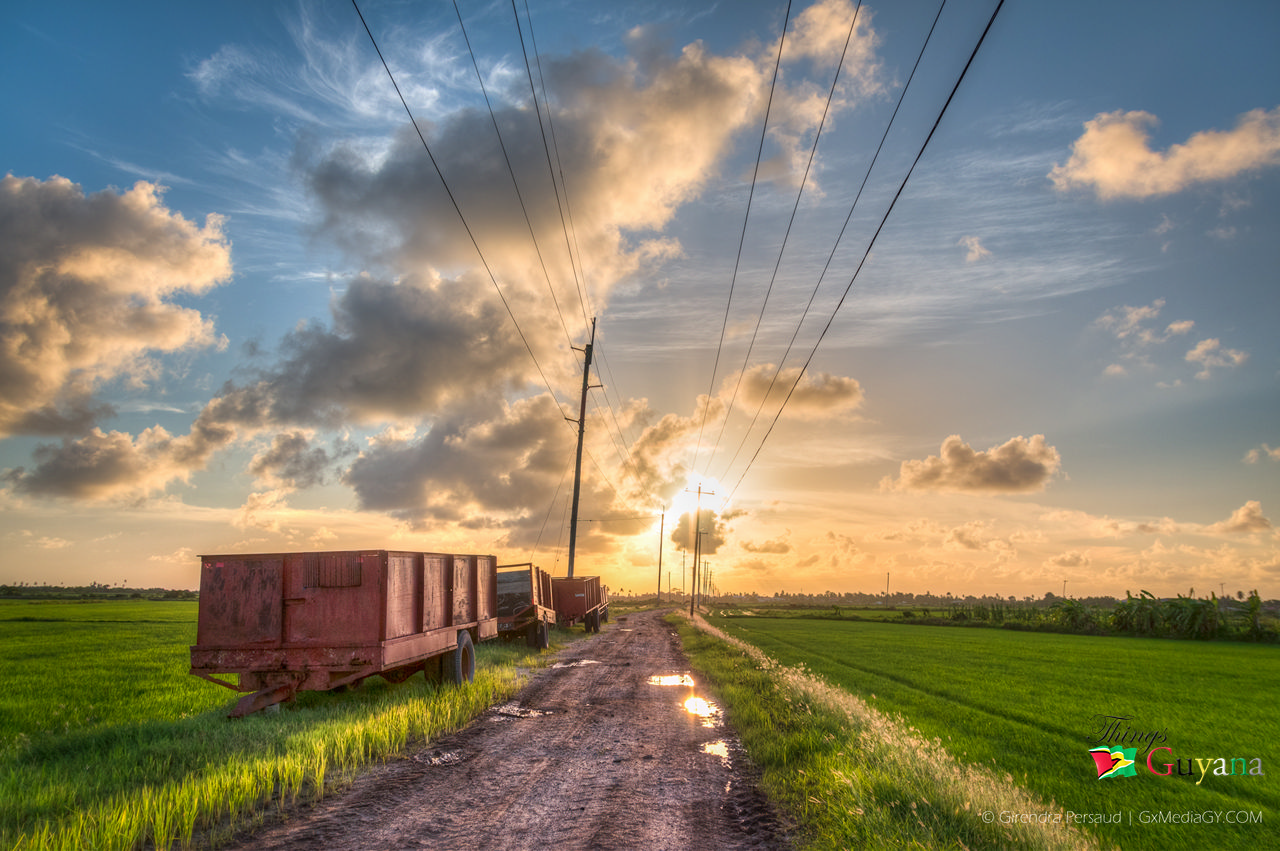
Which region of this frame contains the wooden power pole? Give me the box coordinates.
[688,484,713,617]
[566,318,596,578]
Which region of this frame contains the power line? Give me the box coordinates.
[451,0,578,352]
[511,0,650,508]
[707,0,867,474]
[356,0,650,556]
[716,0,949,485]
[513,0,593,334]
[529,451,575,561]
[693,0,793,472]
[724,0,1006,506]
[350,0,566,419]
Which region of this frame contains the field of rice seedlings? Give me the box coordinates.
[0,599,550,850]
[699,612,1276,851]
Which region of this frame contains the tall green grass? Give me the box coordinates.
[676,615,1101,850]
[704,613,1276,851]
[0,599,555,850]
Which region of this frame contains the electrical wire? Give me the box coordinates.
[452,0,579,353]
[512,0,651,508]
[350,0,566,420]
[356,0,649,553]
[705,0,867,475]
[513,0,593,335]
[716,0,948,484]
[723,0,1007,506]
[693,0,793,472]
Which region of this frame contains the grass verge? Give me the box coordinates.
[673,613,1103,851]
[1,599,573,850]
[709,613,1276,851]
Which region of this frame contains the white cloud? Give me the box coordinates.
[1049,106,1280,199]
[1245,444,1280,464]
[1047,550,1091,568]
[882,434,1062,493]
[956,235,991,263]
[1185,338,1248,379]
[730,364,863,420]
[1207,501,1272,535]
[1094,299,1247,383]
[0,176,231,438]
[1095,298,1193,346]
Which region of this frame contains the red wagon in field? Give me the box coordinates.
[496,563,555,649]
[189,550,498,717]
[551,575,610,633]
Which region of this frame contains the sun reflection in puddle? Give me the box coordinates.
[683,695,721,727]
[648,672,720,727]
[702,740,731,767]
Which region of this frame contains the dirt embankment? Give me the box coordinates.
[223,608,790,850]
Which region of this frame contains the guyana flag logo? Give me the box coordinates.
[1089,746,1137,779]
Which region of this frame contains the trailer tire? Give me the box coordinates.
[525,622,539,649]
[536,620,550,649]
[448,630,476,685]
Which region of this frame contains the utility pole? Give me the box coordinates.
[566,318,597,578]
[691,527,700,617]
[657,509,665,604]
[687,484,713,617]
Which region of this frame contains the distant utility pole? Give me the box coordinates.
[688,484,713,617]
[566,317,598,578]
[657,509,665,603]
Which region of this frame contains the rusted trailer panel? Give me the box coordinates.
[496,563,555,649]
[190,550,498,716]
[551,575,606,633]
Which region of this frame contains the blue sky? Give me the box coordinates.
[2,0,1277,598]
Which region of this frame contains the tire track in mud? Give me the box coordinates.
[224,609,789,850]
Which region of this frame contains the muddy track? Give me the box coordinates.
[223,608,790,850]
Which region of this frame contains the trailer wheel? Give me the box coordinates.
[587,611,598,633]
[447,630,475,685]
[525,622,539,649]
[536,620,550,650]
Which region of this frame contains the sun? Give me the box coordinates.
[664,474,724,521]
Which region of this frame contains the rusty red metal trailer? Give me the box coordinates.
[496,563,555,649]
[551,575,608,633]
[190,550,498,717]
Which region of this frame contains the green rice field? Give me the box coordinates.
[704,613,1277,850]
[0,599,543,850]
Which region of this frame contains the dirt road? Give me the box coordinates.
[225,608,790,850]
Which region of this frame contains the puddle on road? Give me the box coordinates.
[702,739,731,768]
[682,696,721,727]
[490,701,552,721]
[550,659,601,669]
[648,672,721,727]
